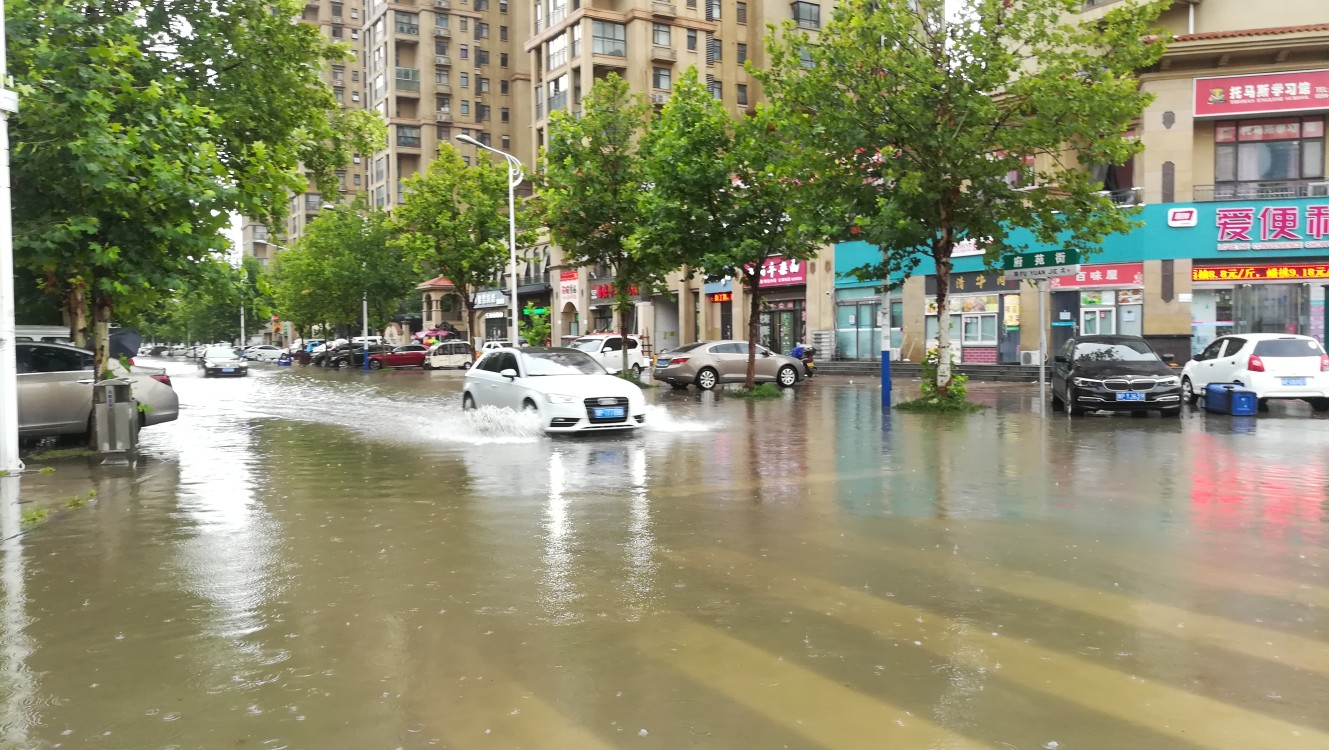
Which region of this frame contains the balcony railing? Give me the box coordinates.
[396,23,420,35]
[651,1,677,15]
[1194,180,1329,202]
[434,55,451,66]
[397,135,423,148]
[435,0,450,7]
[651,45,677,62]
[1098,187,1143,207]
[396,68,421,92]
[547,91,568,113]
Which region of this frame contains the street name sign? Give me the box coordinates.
[1002,249,1081,280]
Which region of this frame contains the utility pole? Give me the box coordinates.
[0,0,25,473]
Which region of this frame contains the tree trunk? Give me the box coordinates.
[461,289,475,346]
[617,285,630,376]
[66,286,89,348]
[92,289,114,379]
[745,270,761,388]
[934,252,953,397]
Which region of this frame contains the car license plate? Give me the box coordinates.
[656,360,670,368]
[222,368,235,373]
[1282,377,1307,386]
[593,407,625,419]
[1115,392,1145,401]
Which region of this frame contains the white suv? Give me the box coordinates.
[1182,333,1329,411]
[569,334,649,376]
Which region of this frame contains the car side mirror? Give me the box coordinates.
[762,350,772,357]
[1053,355,1068,364]
[499,368,518,380]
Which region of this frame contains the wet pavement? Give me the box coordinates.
[1,359,1327,749]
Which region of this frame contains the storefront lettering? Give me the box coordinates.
[590,283,639,300]
[1215,204,1329,250]
[709,292,733,303]
[754,256,807,287]
[1196,69,1329,117]
[1193,263,1329,282]
[1048,263,1143,289]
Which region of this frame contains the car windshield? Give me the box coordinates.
[1073,340,1158,363]
[523,351,606,376]
[1253,338,1323,357]
[570,338,602,352]
[204,348,238,359]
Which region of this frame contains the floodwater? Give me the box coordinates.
[2,360,1328,749]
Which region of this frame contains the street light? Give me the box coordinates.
[456,134,523,345]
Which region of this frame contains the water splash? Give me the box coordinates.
[641,405,718,434]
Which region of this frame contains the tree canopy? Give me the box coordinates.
[760,0,1168,394]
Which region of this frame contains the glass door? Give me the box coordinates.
[1081,308,1115,335]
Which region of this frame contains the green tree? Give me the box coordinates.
[393,144,527,338]
[639,68,821,387]
[761,0,1167,396]
[7,0,382,372]
[518,302,552,347]
[536,74,672,374]
[273,198,418,336]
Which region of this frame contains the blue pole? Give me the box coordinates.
[881,349,891,408]
[880,293,892,410]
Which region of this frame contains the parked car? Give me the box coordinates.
[368,344,429,369]
[462,347,646,432]
[654,340,804,391]
[423,340,474,370]
[16,341,179,441]
[245,344,283,362]
[199,346,248,377]
[1182,333,1329,411]
[328,343,389,369]
[569,334,650,376]
[1050,335,1182,416]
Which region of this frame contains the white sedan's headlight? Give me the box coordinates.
[546,393,579,404]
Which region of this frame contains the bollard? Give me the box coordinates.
[92,378,138,461]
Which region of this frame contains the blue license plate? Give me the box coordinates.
[1283,377,1307,386]
[222,368,235,373]
[1116,392,1145,401]
[593,407,625,419]
[656,360,670,368]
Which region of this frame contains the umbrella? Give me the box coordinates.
[109,327,143,359]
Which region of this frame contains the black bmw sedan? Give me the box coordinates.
[1051,335,1183,416]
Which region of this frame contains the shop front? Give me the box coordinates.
[589,281,638,333]
[472,289,510,344]
[704,280,734,340]
[834,287,903,361]
[1045,263,1146,354]
[923,270,1022,364]
[1191,261,1329,354]
[756,256,807,355]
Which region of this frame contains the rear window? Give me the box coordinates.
[1253,339,1323,357]
[668,342,708,353]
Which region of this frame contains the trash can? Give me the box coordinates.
[1203,383,1258,415]
[1229,388,1258,416]
[93,378,138,455]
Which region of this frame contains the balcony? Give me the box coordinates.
[436,81,452,93]
[1194,180,1329,202]
[434,27,450,37]
[332,15,343,23]
[436,109,453,122]
[395,23,420,35]
[651,1,677,15]
[396,67,422,93]
[435,0,450,7]
[651,45,676,62]
[435,55,451,66]
[397,135,423,148]
[1098,187,1144,207]
[547,91,568,113]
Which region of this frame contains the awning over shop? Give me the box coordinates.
[704,279,733,294]
[517,283,552,297]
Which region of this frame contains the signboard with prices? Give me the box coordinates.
[1194,69,1329,118]
[1193,263,1329,282]
[1002,249,1081,280]
[709,292,733,303]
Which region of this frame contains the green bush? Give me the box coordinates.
[897,348,983,413]
[733,382,783,399]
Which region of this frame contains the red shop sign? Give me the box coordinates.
[709,292,733,303]
[590,283,639,300]
[753,256,807,287]
[559,270,578,281]
[1194,69,1329,118]
[1048,262,1144,289]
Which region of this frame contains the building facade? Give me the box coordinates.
[834,1,1329,364]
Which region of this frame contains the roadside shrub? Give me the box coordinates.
[732,382,783,399]
[897,348,983,413]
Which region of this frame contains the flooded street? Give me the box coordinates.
[3,359,1328,749]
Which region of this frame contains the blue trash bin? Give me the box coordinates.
[1229,388,1258,416]
[1203,383,1238,414]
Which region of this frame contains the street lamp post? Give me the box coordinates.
[456,135,523,345]
[0,2,24,474]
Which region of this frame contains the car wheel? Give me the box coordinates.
[369,360,382,370]
[1067,391,1086,416]
[777,365,798,387]
[670,382,689,391]
[462,393,477,411]
[522,399,538,414]
[460,361,471,370]
[1050,392,1065,411]
[422,360,434,370]
[695,367,719,391]
[1310,398,1329,412]
[1181,377,1199,405]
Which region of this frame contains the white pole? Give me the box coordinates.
[0,0,24,474]
[362,290,369,372]
[239,302,245,347]
[507,162,518,344]
[1038,278,1048,403]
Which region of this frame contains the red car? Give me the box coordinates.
[368,344,430,369]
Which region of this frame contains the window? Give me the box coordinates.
[437,124,452,139]
[548,31,568,69]
[435,12,448,27]
[18,344,91,373]
[475,21,489,39]
[334,87,345,101]
[736,83,748,106]
[461,99,470,115]
[687,28,697,51]
[501,134,511,149]
[475,0,489,8]
[351,29,358,40]
[477,104,491,121]
[501,53,509,67]
[459,17,468,31]
[500,0,508,12]
[791,1,820,29]
[305,194,322,210]
[397,124,422,148]
[736,1,747,23]
[477,49,490,65]
[460,72,470,87]
[478,77,491,93]
[592,20,626,56]
[799,47,813,68]
[548,0,567,24]
[479,131,492,145]
[708,36,721,62]
[435,69,449,84]
[501,79,510,94]
[736,43,747,64]
[331,26,343,39]
[395,11,419,34]
[460,44,469,59]
[653,23,671,47]
[686,0,696,6]
[501,107,510,122]
[706,0,720,21]
[652,67,671,90]
[435,39,449,54]
[351,91,360,102]
[708,79,721,99]
[961,313,998,345]
[1214,117,1325,195]
[352,71,360,82]
[500,26,508,41]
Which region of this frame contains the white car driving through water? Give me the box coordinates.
[462,347,646,432]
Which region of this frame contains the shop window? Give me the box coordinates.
[1214,116,1325,198]
[961,313,997,345]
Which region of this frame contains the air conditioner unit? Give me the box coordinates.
[434,27,450,37]
[650,93,668,104]
[332,15,343,23]
[435,55,451,66]
[1019,350,1041,366]
[1308,181,1329,197]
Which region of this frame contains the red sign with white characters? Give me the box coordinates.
[1194,69,1329,118]
[1215,205,1329,251]
[1048,263,1144,289]
[755,256,807,287]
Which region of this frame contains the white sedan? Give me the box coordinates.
[463,347,647,432]
[245,344,283,362]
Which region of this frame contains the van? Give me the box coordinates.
[424,340,475,369]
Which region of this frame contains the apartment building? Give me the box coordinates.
[836,0,1329,365]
